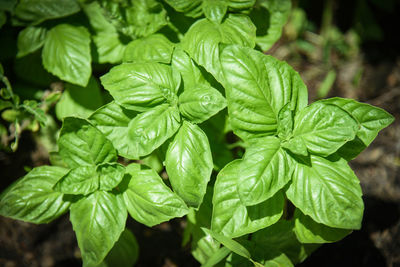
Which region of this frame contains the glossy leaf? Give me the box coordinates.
[89,102,138,159]
[221,45,308,140]
[93,32,126,64]
[319,97,394,160]
[293,209,351,244]
[55,77,104,120]
[202,228,252,260]
[202,247,231,267]
[98,0,167,38]
[277,103,294,139]
[101,62,180,111]
[58,117,117,168]
[203,1,227,23]
[0,166,70,224]
[263,253,294,267]
[98,229,139,267]
[237,136,291,206]
[182,15,256,81]
[83,1,125,64]
[285,102,358,156]
[17,26,47,58]
[165,121,213,208]
[124,34,174,64]
[122,163,189,227]
[42,24,91,86]
[126,104,181,158]
[70,191,127,267]
[54,166,98,195]
[165,0,255,18]
[178,85,227,123]
[171,47,209,90]
[97,163,125,191]
[82,1,115,33]
[250,0,291,51]
[286,155,364,229]
[164,0,202,17]
[212,160,284,238]
[15,0,80,23]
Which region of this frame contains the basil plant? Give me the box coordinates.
[0,0,394,266]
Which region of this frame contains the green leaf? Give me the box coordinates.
[70,191,127,267]
[182,14,256,81]
[251,220,318,264]
[125,104,181,158]
[82,1,115,33]
[124,34,175,64]
[55,77,104,120]
[185,187,221,264]
[250,0,291,51]
[2,109,19,122]
[263,253,294,267]
[293,209,351,244]
[237,136,291,206]
[202,247,231,267]
[164,0,203,17]
[225,0,256,10]
[101,62,180,112]
[42,24,91,87]
[93,32,126,64]
[202,228,251,260]
[200,111,234,171]
[286,155,364,229]
[98,229,139,267]
[54,166,98,195]
[0,166,70,224]
[203,1,227,23]
[285,102,358,157]
[83,1,126,64]
[14,50,57,87]
[178,85,226,123]
[15,0,80,24]
[89,102,139,159]
[171,47,210,89]
[318,97,394,160]
[277,103,294,139]
[58,117,117,168]
[17,26,47,58]
[97,163,125,191]
[220,45,308,140]
[0,99,13,111]
[20,100,47,126]
[0,0,16,12]
[122,163,189,227]
[165,121,213,208]
[98,0,167,38]
[202,228,251,259]
[212,160,284,238]
[165,0,255,18]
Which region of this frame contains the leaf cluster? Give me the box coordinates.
[0,1,395,267]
